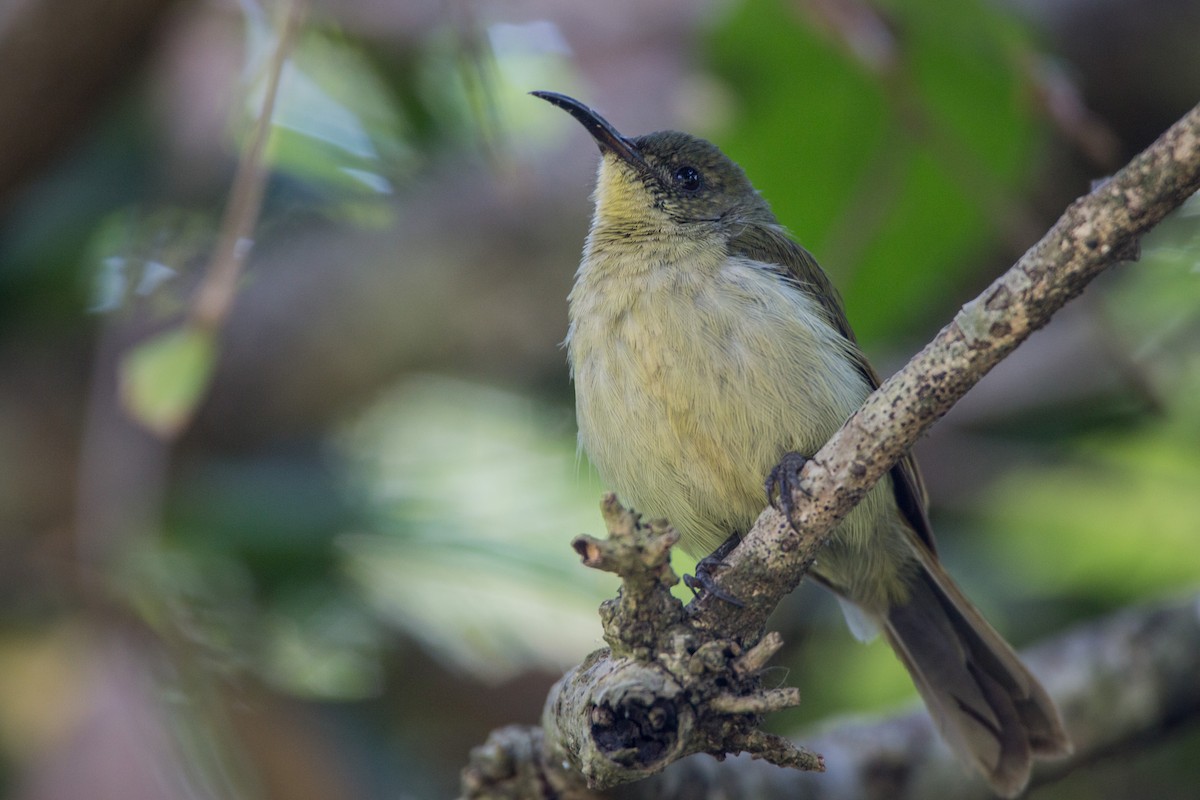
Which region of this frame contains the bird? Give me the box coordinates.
[532,90,1071,797]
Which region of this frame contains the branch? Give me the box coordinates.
[190,0,307,333]
[617,592,1200,800]
[460,103,1200,798]
[116,0,307,441]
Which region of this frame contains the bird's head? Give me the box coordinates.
[533,91,772,232]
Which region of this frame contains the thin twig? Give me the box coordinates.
[190,0,306,331]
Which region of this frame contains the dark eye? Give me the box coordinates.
[673,165,703,192]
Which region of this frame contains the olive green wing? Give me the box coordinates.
[728,223,936,552]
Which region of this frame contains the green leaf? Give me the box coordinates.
[337,375,617,681]
[980,408,1200,605]
[119,325,217,438]
[706,0,1044,343]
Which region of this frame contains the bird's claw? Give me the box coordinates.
[684,563,744,607]
[684,535,745,606]
[765,451,812,520]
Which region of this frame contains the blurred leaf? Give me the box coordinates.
[122,530,385,701]
[707,0,1044,342]
[981,206,1200,604]
[0,625,88,763]
[707,0,888,253]
[338,375,616,682]
[982,419,1200,603]
[237,11,410,226]
[119,324,217,438]
[85,208,214,316]
[1103,194,1200,418]
[262,592,382,699]
[487,20,578,142]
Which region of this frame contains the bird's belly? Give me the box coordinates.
[576,352,762,552]
[570,259,879,556]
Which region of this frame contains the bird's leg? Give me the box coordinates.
[683,533,744,606]
[685,450,813,605]
[765,450,812,521]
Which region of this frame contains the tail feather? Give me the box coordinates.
[883,555,1071,797]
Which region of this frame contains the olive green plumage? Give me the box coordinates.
[536,91,1070,796]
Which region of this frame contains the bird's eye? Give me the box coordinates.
[673,165,703,192]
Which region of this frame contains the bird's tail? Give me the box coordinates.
[883,553,1072,797]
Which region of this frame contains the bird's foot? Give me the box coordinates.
[765,451,812,520]
[683,533,744,606]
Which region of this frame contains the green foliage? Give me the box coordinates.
[338,375,617,681]
[120,324,217,438]
[239,24,411,228]
[707,0,888,256]
[985,419,1200,602]
[0,99,155,330]
[983,205,1200,605]
[707,0,1043,342]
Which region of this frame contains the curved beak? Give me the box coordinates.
[531,91,647,172]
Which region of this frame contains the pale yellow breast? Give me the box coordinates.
[567,240,893,557]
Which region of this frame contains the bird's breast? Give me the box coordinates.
[567,248,874,554]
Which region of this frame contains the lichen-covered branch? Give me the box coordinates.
[571,495,685,659]
[462,498,819,799]
[555,500,816,787]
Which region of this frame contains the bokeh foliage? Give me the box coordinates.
[709,0,1042,342]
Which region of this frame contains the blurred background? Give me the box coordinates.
[1,0,1198,797]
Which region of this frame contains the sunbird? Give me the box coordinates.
[535,90,1070,797]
